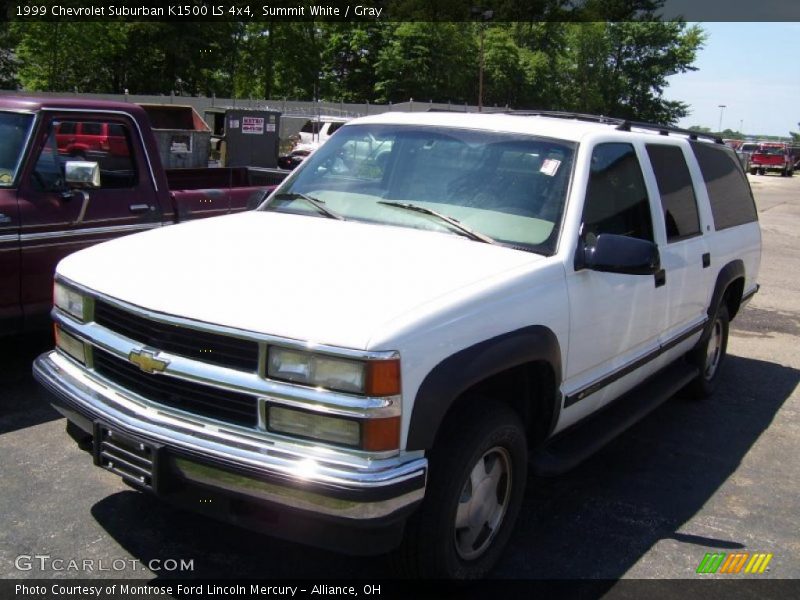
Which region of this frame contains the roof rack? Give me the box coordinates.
[507,110,724,144]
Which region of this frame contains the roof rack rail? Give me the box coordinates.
[507,110,724,144]
[616,119,724,144]
[508,110,621,125]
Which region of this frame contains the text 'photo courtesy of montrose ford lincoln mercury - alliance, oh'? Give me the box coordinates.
[33,111,761,578]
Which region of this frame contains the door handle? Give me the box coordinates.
[129,204,152,214]
[654,269,666,288]
[702,253,711,268]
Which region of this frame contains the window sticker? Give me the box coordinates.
[540,158,561,176]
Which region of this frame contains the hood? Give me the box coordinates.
[58,211,542,350]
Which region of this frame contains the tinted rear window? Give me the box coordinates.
[690,142,757,230]
[646,144,701,242]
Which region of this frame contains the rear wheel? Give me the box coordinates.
[685,303,730,399]
[395,401,527,578]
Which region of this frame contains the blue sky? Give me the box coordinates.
[664,22,800,137]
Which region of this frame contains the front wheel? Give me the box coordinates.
[685,303,730,399]
[395,402,527,578]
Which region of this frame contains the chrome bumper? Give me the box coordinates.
[33,351,427,521]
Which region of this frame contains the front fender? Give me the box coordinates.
[405,325,562,451]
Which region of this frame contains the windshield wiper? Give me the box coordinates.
[377,201,496,245]
[270,192,344,220]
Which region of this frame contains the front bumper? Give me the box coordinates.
[33,351,427,554]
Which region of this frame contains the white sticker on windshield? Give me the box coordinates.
[540,159,561,176]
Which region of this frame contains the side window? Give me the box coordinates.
[57,122,76,135]
[33,119,139,191]
[690,141,757,230]
[328,122,344,135]
[81,122,103,135]
[582,143,653,242]
[645,144,701,242]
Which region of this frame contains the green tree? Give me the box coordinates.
[481,26,525,107]
[0,23,20,89]
[320,23,386,102]
[599,21,705,123]
[374,22,477,104]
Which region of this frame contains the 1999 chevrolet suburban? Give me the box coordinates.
[34,111,761,578]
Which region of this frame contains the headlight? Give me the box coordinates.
[54,325,86,364]
[268,406,361,447]
[267,405,400,451]
[54,281,86,321]
[267,347,399,396]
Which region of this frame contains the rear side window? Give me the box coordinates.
[57,122,76,134]
[300,120,320,134]
[690,142,757,230]
[582,143,654,242]
[646,144,701,242]
[81,122,103,135]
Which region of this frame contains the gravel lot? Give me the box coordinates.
[1,173,798,581]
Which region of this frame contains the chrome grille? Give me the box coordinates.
[94,300,259,372]
[93,348,258,427]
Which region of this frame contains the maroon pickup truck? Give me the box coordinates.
[0,96,285,335]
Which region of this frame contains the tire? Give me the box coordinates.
[685,303,730,399]
[394,401,527,579]
[750,168,757,175]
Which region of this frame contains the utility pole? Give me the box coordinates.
[471,8,494,112]
[717,104,726,133]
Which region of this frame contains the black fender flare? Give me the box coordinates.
[703,260,745,342]
[405,325,562,451]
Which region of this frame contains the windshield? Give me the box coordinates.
[0,112,34,187]
[263,124,575,255]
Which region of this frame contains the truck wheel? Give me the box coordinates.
[395,401,527,578]
[685,303,730,399]
[750,168,757,175]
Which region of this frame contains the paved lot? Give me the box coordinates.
[1,173,798,580]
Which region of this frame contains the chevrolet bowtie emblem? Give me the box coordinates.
[128,349,169,374]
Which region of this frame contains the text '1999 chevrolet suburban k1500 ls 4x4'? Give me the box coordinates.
[34,111,761,578]
[0,96,284,336]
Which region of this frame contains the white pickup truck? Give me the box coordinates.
[35,111,761,578]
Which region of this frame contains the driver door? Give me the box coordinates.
[17,111,162,326]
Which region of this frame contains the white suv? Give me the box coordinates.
[35,111,761,578]
[294,116,348,151]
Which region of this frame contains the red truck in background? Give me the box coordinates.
[0,96,286,336]
[749,142,794,177]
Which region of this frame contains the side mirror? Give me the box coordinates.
[64,161,100,189]
[576,233,660,275]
